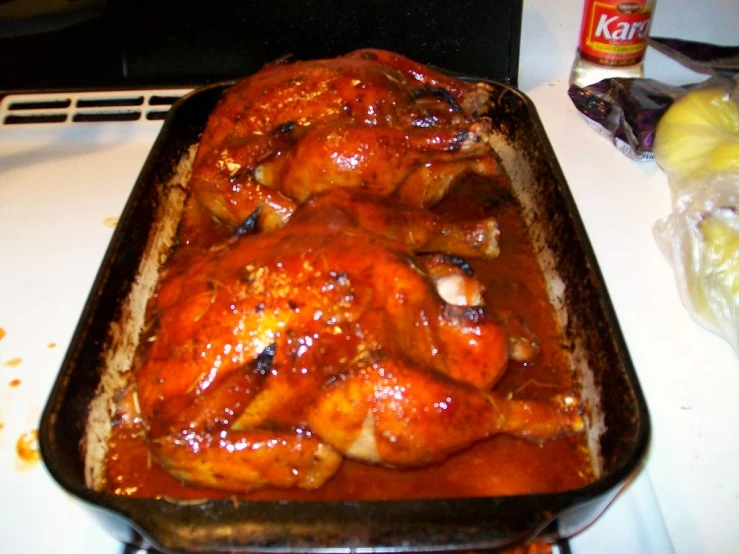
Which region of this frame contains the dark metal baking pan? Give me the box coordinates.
[39,75,650,552]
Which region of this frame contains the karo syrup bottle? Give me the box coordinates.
[570,0,657,87]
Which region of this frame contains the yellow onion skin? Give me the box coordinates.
[654,87,739,182]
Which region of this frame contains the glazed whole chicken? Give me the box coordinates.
[125,190,583,492]
[119,51,584,493]
[179,49,503,245]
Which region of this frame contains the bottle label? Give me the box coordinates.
[578,0,654,67]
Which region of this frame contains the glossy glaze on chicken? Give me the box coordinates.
[179,48,502,243]
[112,50,586,495]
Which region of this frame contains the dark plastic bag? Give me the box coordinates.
[568,79,685,161]
[648,37,739,77]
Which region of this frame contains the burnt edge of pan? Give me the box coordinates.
[39,79,650,553]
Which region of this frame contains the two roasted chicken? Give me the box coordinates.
[119,50,583,493]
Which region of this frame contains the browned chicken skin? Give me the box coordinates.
[130,194,582,492]
[180,49,501,243]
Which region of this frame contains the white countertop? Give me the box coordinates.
[0,1,737,552]
[521,1,739,552]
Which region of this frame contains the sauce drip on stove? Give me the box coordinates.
[16,429,40,470]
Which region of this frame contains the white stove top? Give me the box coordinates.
[0,108,672,554]
[0,1,736,552]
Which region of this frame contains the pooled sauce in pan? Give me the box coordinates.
[104,174,594,500]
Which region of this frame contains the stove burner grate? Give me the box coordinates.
[0,89,191,125]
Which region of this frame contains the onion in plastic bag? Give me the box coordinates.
[653,172,739,356]
[653,81,739,187]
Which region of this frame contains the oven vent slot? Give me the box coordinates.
[0,90,191,126]
[76,97,144,108]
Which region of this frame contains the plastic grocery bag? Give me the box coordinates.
[653,171,739,356]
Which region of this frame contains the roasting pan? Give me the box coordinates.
[39,76,650,553]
